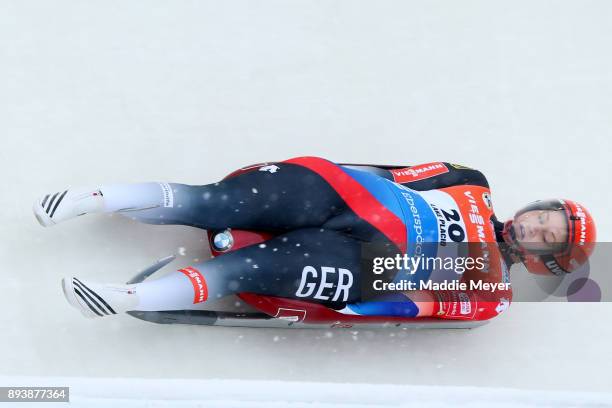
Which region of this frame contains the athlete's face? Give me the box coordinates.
[512,210,568,253]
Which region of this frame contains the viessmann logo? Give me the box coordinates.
[179,266,208,303]
[574,203,587,245]
[391,162,449,183]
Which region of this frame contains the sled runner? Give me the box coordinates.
[127,163,489,329]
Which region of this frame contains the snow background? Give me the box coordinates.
[1,0,611,404]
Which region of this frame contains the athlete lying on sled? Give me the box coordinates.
[33,157,596,326]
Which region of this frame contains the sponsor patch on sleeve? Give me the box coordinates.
[179,266,208,303]
[391,162,449,183]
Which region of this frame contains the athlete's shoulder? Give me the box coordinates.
[386,162,490,191]
[443,162,490,189]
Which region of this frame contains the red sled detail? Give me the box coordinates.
[237,293,452,325]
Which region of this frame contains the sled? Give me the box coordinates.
[127,163,488,329]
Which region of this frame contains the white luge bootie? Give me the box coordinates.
[61,277,137,318]
[33,187,105,227]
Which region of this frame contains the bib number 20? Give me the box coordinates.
[441,209,466,242]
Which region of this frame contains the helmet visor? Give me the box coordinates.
[512,200,570,256]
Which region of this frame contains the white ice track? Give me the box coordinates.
[1,0,612,406]
[2,377,612,408]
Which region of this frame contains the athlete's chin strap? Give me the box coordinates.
[536,254,569,276]
[496,220,520,264]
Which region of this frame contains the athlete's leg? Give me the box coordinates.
[62,228,375,318]
[33,161,348,230]
[33,182,206,227]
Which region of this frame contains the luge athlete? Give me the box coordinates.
[33,157,596,322]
